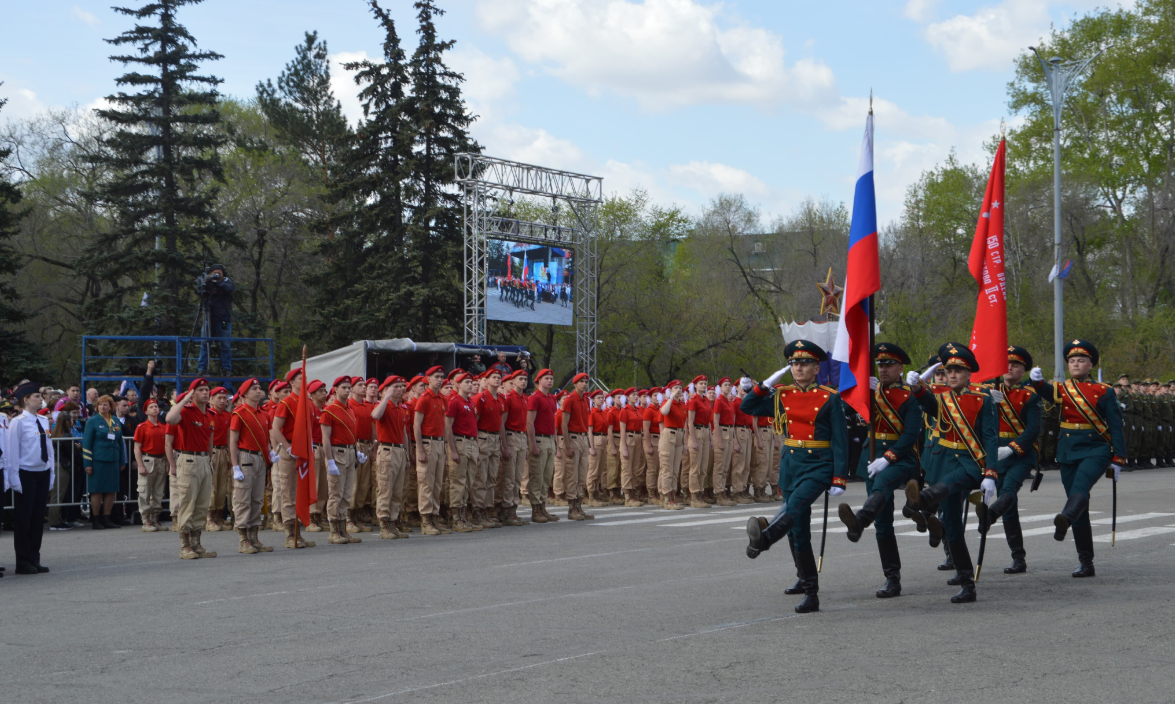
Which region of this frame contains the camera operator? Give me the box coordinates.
[197,264,235,377]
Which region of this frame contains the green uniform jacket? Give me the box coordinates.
[856,385,924,479]
[914,387,999,482]
[740,383,848,490]
[1033,380,1127,464]
[82,414,128,468]
[996,383,1041,473]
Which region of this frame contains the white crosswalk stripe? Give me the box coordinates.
[1094,526,1175,542]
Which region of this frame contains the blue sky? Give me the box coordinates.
[0,0,1119,225]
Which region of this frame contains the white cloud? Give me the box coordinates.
[0,81,47,123]
[448,45,520,122]
[476,0,818,110]
[903,0,940,22]
[914,0,1120,73]
[71,5,101,27]
[668,161,770,198]
[328,51,370,126]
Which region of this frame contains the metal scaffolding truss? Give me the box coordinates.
[457,153,603,381]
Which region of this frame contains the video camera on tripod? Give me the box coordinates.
[194,264,224,299]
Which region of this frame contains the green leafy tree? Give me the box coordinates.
[83,0,238,338]
[0,92,45,384]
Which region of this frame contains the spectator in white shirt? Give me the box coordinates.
[4,382,56,575]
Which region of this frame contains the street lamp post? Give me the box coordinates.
[1030,46,1101,379]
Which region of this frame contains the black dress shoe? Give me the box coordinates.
[938,555,956,571]
[35,565,49,573]
[14,565,39,575]
[950,583,977,603]
[1004,559,1027,574]
[1072,563,1095,578]
[875,578,901,598]
[795,593,820,613]
[947,572,962,586]
[784,580,804,595]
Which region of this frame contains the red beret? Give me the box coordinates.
[269,380,289,394]
[209,386,228,397]
[188,378,210,392]
[332,375,353,390]
[665,380,682,390]
[484,368,502,378]
[267,379,283,392]
[425,366,444,378]
[379,375,405,391]
[350,376,365,386]
[407,375,425,388]
[366,378,379,386]
[649,386,662,394]
[285,368,303,383]
[608,389,623,397]
[306,380,325,394]
[691,374,707,385]
[572,372,590,384]
[446,368,463,381]
[233,378,258,402]
[625,387,637,395]
[717,377,731,386]
[535,368,553,381]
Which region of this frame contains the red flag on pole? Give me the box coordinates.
[968,138,1008,381]
[291,346,317,527]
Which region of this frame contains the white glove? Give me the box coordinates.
[989,389,1004,403]
[828,486,845,497]
[232,465,245,482]
[618,396,627,408]
[656,393,664,404]
[270,450,280,463]
[357,451,368,464]
[327,459,340,476]
[869,376,879,390]
[905,370,921,386]
[997,446,1014,461]
[981,477,996,504]
[1112,463,1122,481]
[867,457,889,478]
[919,362,942,383]
[1030,366,1043,382]
[764,366,789,387]
[739,376,754,392]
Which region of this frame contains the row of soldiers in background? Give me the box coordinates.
[1114,376,1175,469]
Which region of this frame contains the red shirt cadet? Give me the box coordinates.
[321,397,359,446]
[134,418,168,456]
[589,403,609,435]
[563,390,590,433]
[415,386,448,439]
[231,402,271,454]
[620,404,644,433]
[715,392,735,426]
[643,388,664,432]
[661,384,688,429]
[374,386,409,447]
[503,383,528,433]
[208,394,230,447]
[173,384,213,453]
[446,392,478,438]
[349,385,375,443]
[688,393,713,427]
[474,389,505,434]
[733,398,755,427]
[528,388,558,436]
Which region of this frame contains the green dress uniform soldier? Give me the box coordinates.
[1156,383,1173,467]
[742,340,848,614]
[82,404,128,529]
[1139,382,1156,469]
[1116,376,1139,470]
[902,345,998,603]
[973,346,1041,574]
[836,343,923,599]
[1028,339,1127,577]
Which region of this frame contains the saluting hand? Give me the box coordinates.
[1029,367,1044,382]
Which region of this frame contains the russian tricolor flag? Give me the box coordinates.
[832,113,881,421]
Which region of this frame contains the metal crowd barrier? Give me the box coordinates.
[2,435,164,522]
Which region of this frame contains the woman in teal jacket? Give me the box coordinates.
[83,394,127,529]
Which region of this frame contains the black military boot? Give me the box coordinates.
[1054,492,1088,541]
[794,549,820,613]
[925,511,944,547]
[937,543,955,571]
[1003,514,1027,574]
[948,541,976,603]
[784,534,804,594]
[746,510,793,559]
[982,492,1015,525]
[875,534,901,598]
[910,481,950,512]
[839,491,886,543]
[1071,522,1096,578]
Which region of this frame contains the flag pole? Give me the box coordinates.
[867,95,877,465]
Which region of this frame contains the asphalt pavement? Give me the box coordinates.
[2,467,1174,704]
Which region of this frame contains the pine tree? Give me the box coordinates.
[83,0,237,337]
[308,0,416,347]
[0,92,45,384]
[404,0,480,341]
[256,31,351,186]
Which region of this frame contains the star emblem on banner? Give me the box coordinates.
[816,267,844,318]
